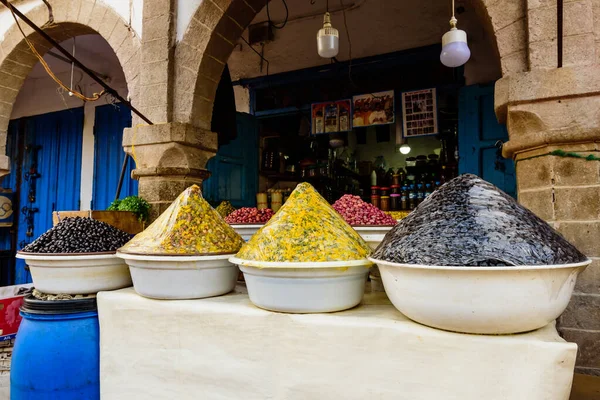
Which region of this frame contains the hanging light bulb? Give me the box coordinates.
[317,1,339,59]
[440,0,470,68]
[399,144,411,155]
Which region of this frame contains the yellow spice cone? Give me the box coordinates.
[235,183,371,262]
[120,185,244,256]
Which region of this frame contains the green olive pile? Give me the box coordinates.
[22,217,131,254]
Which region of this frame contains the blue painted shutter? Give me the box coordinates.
[92,103,136,210]
[8,108,84,284]
[458,84,516,198]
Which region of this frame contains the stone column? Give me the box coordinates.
[125,0,219,219]
[123,123,217,221]
[497,65,600,375]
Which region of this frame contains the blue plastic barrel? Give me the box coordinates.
[10,295,100,400]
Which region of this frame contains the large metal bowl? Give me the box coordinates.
[369,258,591,334]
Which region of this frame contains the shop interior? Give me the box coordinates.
[202,0,516,213]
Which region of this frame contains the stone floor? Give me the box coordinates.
[570,374,600,400]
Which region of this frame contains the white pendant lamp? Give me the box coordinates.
[317,1,339,59]
[399,144,411,155]
[440,0,471,68]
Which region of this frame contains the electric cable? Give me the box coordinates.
[339,0,355,87]
[266,0,289,30]
[6,2,104,101]
[240,35,270,76]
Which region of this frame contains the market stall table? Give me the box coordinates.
[98,286,577,400]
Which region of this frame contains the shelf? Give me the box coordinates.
[260,172,299,182]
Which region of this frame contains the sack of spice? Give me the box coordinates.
[372,174,587,266]
[119,185,244,256]
[235,183,371,263]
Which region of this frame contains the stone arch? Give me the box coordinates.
[0,0,142,174]
[174,0,529,129]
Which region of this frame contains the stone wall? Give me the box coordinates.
[0,0,142,177]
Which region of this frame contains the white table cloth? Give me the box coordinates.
[98,286,577,400]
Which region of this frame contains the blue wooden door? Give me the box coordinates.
[2,108,84,284]
[458,84,516,197]
[92,103,137,210]
[203,113,258,207]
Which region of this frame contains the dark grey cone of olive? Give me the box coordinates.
[372,174,587,266]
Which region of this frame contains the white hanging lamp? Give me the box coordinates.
[440,0,470,67]
[317,0,339,59]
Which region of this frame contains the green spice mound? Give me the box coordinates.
[119,185,244,256]
[216,201,236,217]
[235,183,371,262]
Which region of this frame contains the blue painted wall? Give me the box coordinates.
[92,103,136,210]
[458,84,516,198]
[2,108,84,284]
[204,113,258,207]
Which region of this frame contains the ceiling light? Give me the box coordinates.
[317,11,339,59]
[440,0,470,68]
[399,144,411,155]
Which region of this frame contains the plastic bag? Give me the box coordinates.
[235,183,371,263]
[119,185,244,256]
[372,174,587,266]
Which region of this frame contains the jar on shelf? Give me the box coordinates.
[380,196,390,211]
[390,194,400,211]
[318,163,328,177]
[371,195,381,209]
[257,193,268,209]
[392,174,401,186]
[271,192,283,212]
[371,186,380,196]
[391,185,400,195]
[380,187,390,197]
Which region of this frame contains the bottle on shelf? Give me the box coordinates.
[416,182,424,205]
[400,186,408,210]
[424,183,432,199]
[408,184,416,210]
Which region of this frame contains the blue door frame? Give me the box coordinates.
[203,113,258,208]
[3,108,84,284]
[458,84,516,197]
[92,103,137,210]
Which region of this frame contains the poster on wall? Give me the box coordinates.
[401,88,438,137]
[311,100,352,134]
[352,90,395,127]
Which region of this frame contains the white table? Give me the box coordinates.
[98,286,577,400]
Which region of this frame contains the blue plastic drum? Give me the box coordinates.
[10,295,100,399]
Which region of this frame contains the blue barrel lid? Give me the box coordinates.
[21,294,97,315]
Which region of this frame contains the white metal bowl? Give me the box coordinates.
[230,257,371,313]
[230,224,263,241]
[16,252,132,294]
[370,258,591,334]
[352,225,394,250]
[117,252,238,300]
